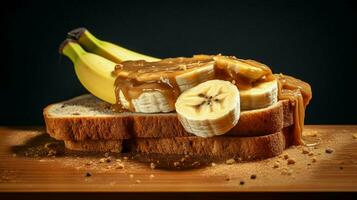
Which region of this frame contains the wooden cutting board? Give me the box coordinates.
[0,125,356,192]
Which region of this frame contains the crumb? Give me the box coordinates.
[105,157,112,163]
[302,148,309,154]
[85,172,92,177]
[99,158,106,163]
[239,180,245,185]
[149,174,155,179]
[225,158,235,165]
[135,180,141,184]
[283,154,289,160]
[115,163,124,169]
[231,80,236,85]
[311,157,317,163]
[150,162,156,169]
[211,162,216,167]
[129,174,134,178]
[85,161,93,166]
[325,148,334,154]
[250,174,257,180]
[173,162,180,167]
[116,159,122,162]
[273,162,280,168]
[287,158,296,165]
[352,133,357,139]
[287,169,293,176]
[123,156,128,160]
[106,165,112,169]
[308,152,314,156]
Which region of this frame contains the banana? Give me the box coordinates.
[175,80,240,137]
[240,79,278,110]
[60,39,117,104]
[67,28,160,63]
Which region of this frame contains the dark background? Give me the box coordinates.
[2,0,356,125]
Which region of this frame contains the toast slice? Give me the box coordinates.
[44,94,294,141]
[62,126,293,160]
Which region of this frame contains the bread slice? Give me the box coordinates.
[62,126,293,160]
[44,94,294,141]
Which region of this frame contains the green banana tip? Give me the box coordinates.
[67,27,88,40]
[58,39,78,54]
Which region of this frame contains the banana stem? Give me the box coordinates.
[60,40,87,63]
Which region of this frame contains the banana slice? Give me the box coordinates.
[240,79,278,110]
[175,80,240,137]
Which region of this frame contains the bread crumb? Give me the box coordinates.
[115,163,124,169]
[150,162,156,169]
[312,157,317,163]
[105,157,112,163]
[283,154,289,160]
[135,180,141,184]
[352,133,357,139]
[250,174,257,179]
[149,174,155,179]
[273,162,280,168]
[129,174,134,178]
[211,162,216,167]
[325,148,334,154]
[104,152,110,157]
[85,161,93,166]
[99,158,106,163]
[302,148,309,154]
[287,158,296,165]
[173,162,180,167]
[123,156,128,160]
[85,172,92,177]
[308,152,314,156]
[225,158,235,165]
[116,159,122,162]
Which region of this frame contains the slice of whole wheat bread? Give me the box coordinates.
[44,94,294,141]
[62,126,293,160]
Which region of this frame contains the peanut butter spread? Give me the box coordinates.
[113,55,312,145]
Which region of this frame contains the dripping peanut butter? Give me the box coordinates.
[112,55,312,145]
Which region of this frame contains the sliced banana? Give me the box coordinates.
[240,79,278,110]
[175,80,240,137]
[213,55,270,81]
[118,62,215,113]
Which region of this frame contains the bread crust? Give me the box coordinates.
[44,95,294,141]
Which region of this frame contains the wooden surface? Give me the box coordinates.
[0,125,356,192]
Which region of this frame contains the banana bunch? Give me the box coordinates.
[60,28,279,137]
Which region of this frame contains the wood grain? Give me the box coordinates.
[0,125,357,192]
